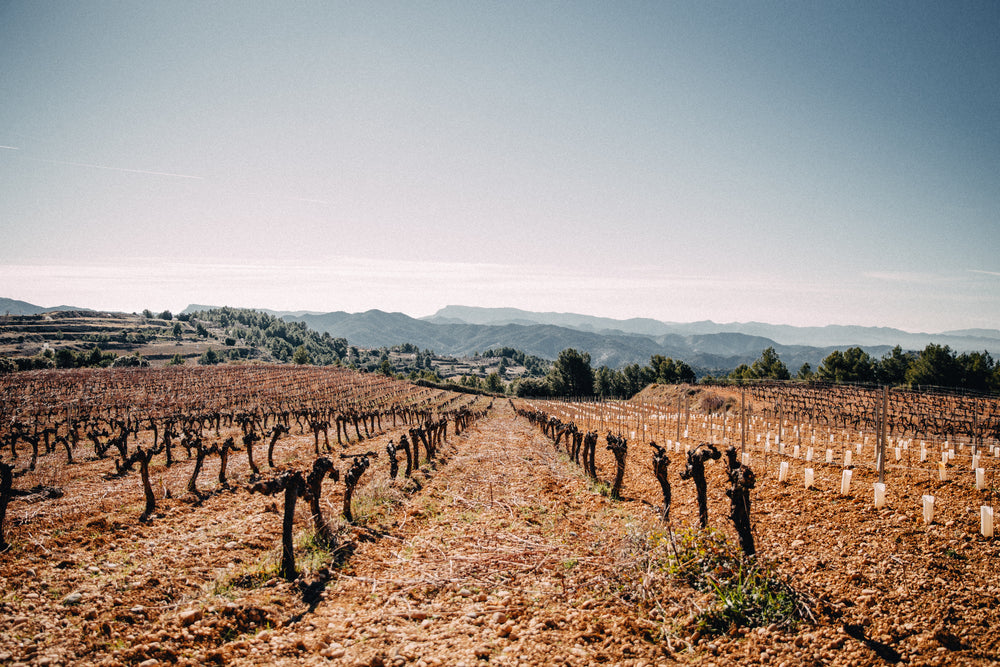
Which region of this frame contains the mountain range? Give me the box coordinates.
[270,306,998,375]
[0,297,83,316]
[5,298,997,375]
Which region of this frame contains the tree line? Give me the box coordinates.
[508,342,999,399]
[720,344,999,393]
[508,349,696,398]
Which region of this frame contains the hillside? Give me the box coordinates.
[0,310,255,367]
[0,297,83,316]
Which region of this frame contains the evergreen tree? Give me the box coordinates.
[547,348,595,396]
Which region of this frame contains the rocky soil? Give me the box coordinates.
[2,399,999,667]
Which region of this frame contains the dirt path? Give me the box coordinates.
[232,400,668,666]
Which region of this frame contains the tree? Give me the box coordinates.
[620,363,654,397]
[485,372,505,394]
[957,351,995,392]
[512,377,550,397]
[749,347,790,380]
[547,348,595,396]
[141,309,154,319]
[55,348,77,369]
[650,355,678,383]
[378,358,392,376]
[292,345,311,365]
[727,364,752,382]
[906,344,961,388]
[158,310,173,320]
[199,348,221,365]
[796,363,814,380]
[168,353,186,366]
[111,354,149,368]
[676,361,696,384]
[172,322,183,339]
[818,347,875,384]
[594,366,619,397]
[195,322,209,338]
[876,346,912,385]
[87,345,105,367]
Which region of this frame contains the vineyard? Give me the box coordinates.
[1,369,999,666]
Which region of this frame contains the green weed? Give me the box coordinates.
[618,526,811,638]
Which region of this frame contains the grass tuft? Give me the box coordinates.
[615,526,812,639]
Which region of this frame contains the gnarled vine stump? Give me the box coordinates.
[606,433,628,500]
[340,452,374,524]
[249,471,306,581]
[386,439,399,479]
[0,461,12,551]
[650,442,671,522]
[399,434,413,478]
[267,424,289,469]
[680,443,721,529]
[725,446,756,557]
[306,457,339,547]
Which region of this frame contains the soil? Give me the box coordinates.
[2,399,999,667]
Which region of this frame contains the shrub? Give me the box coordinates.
[199,348,221,365]
[111,354,149,368]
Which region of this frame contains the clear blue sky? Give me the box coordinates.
[1,1,997,332]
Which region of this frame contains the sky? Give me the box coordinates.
[1,1,998,332]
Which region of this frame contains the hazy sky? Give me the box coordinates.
[1,1,997,331]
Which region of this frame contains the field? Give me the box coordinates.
[1,368,999,667]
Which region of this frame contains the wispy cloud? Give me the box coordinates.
[0,257,859,323]
[29,157,204,180]
[0,145,19,151]
[969,269,1000,278]
[863,271,955,284]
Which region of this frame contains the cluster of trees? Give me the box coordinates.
[811,344,999,392]
[454,372,506,394]
[508,349,696,398]
[190,308,350,365]
[0,345,120,373]
[140,309,174,320]
[724,347,791,382]
[719,344,999,393]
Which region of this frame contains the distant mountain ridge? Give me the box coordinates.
[6,298,997,375]
[424,305,1000,351]
[0,297,86,316]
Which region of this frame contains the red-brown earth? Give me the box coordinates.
[2,398,999,667]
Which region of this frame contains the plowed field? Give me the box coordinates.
[2,400,999,667]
